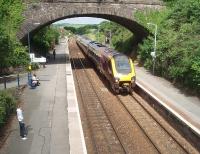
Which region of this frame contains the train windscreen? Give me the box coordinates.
[114,55,131,74]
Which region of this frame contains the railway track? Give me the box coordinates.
[117,94,194,153]
[68,38,198,154]
[69,40,125,153]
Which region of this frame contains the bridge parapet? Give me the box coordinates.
[20,0,164,43]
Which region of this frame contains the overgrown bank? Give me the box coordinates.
[32,26,60,57]
[0,0,29,75]
[135,0,200,93]
[0,89,18,128]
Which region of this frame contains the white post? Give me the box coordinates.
[147,23,157,75]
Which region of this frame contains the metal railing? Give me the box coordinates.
[0,73,29,90]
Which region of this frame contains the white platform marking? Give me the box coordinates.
[66,38,87,154]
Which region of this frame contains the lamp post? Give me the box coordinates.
[147,22,157,75]
[27,22,40,83]
[27,22,40,55]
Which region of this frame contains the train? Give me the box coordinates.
[76,36,136,94]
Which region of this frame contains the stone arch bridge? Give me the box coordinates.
[19,0,163,43]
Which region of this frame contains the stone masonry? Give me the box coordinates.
[19,0,163,43]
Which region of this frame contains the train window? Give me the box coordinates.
[114,55,131,74]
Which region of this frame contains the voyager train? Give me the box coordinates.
[76,36,136,94]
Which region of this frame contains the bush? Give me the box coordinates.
[10,45,29,67]
[0,0,26,69]
[0,90,16,127]
[30,62,39,70]
[33,26,60,56]
[135,0,200,93]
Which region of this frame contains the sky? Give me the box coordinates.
[54,17,106,25]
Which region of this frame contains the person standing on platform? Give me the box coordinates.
[16,106,27,140]
[53,48,56,60]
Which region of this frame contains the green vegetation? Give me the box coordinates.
[30,62,39,70]
[64,26,77,34]
[54,23,87,28]
[0,89,16,128]
[64,24,98,35]
[32,26,60,56]
[0,0,29,75]
[98,21,135,54]
[135,0,200,92]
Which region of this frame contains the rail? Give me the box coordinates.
[70,43,126,153]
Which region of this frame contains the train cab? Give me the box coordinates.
[111,54,136,93]
[99,47,136,94]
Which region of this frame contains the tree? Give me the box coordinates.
[33,26,60,56]
[135,0,200,92]
[0,0,28,73]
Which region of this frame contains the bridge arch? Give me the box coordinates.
[19,1,163,43]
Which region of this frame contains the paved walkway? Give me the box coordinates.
[0,38,86,154]
[135,66,200,134]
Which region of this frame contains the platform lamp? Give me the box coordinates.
[147,22,157,75]
[28,22,40,56]
[27,22,40,83]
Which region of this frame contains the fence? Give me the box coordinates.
[0,73,29,90]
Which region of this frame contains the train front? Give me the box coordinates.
[111,54,136,93]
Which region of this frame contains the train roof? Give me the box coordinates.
[77,36,128,59]
[101,48,124,59]
[89,41,106,48]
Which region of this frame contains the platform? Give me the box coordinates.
[0,38,87,154]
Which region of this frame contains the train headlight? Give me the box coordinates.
[131,76,136,83]
[115,77,120,83]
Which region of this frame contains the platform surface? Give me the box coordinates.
[0,38,86,154]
